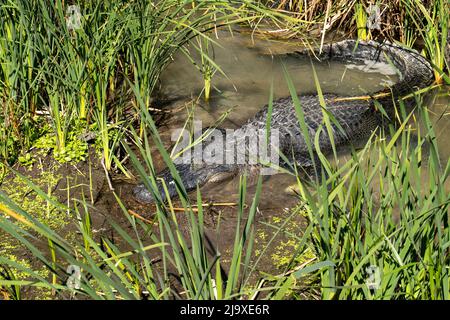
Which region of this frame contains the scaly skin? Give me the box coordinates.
[133,40,435,204]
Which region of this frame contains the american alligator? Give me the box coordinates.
[133,39,436,204]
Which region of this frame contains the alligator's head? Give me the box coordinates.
[132,163,237,204]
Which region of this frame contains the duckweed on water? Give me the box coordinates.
[0,171,65,230]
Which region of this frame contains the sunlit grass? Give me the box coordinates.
[0,0,449,301]
[0,0,288,166]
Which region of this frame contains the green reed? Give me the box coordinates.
[266,68,450,299]
[0,120,266,300]
[271,0,449,82]
[354,2,368,41]
[0,0,286,165]
[401,0,449,84]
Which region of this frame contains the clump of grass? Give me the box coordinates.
[291,114,449,299]
[265,67,450,300]
[269,0,449,82]
[0,160,269,299]
[0,93,287,299]
[187,36,219,102]
[0,0,290,167]
[402,0,449,84]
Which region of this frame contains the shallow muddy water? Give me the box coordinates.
[155,31,450,207]
[161,32,399,129]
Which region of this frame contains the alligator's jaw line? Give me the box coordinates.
[134,39,438,204]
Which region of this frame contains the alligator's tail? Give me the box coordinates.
[293,40,434,99]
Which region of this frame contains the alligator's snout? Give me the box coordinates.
[132,163,236,204]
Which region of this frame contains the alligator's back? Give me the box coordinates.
[235,40,434,166]
[238,94,376,167]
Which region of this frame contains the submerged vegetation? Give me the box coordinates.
[0,0,449,300]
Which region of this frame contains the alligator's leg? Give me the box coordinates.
[290,153,329,185]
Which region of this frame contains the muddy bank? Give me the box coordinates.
[0,139,311,299]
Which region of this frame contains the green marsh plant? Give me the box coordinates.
[402,0,449,84]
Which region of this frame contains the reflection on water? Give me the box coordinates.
[157,32,449,205]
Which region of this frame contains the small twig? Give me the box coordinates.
[101,156,114,191]
[171,202,242,212]
[250,279,266,300]
[128,210,154,224]
[331,91,391,102]
[266,28,290,34]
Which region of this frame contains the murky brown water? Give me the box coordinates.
[161,32,398,128]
